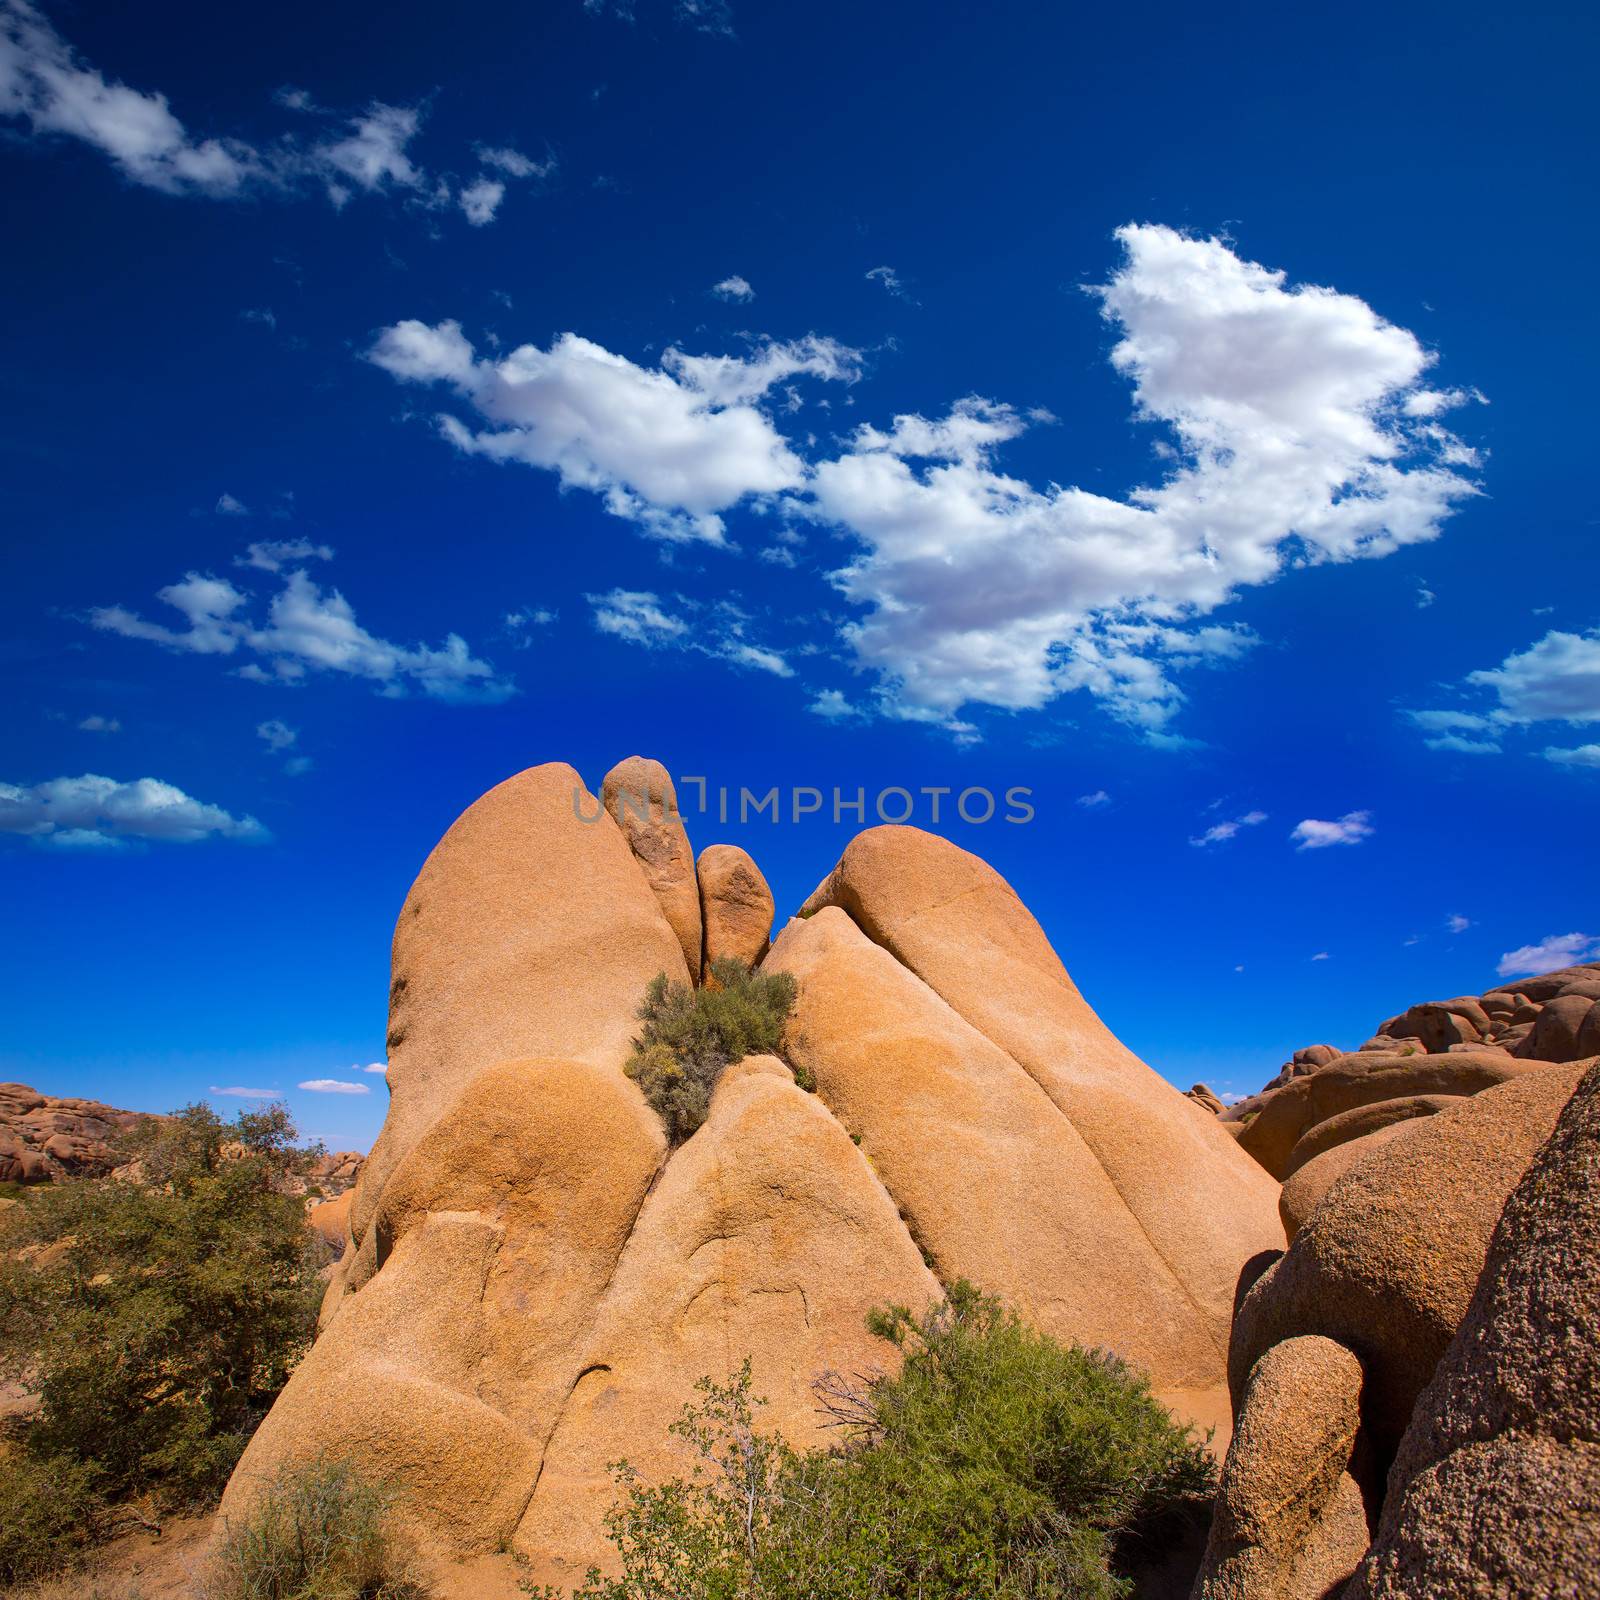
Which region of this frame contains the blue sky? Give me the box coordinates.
[3,0,1597,1149]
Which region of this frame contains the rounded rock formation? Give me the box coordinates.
[1230,1065,1587,1469]
[602,755,702,982]
[1193,1335,1372,1600]
[696,842,774,974]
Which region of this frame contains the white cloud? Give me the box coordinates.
[458,176,505,226]
[1545,743,1600,769]
[0,0,261,194]
[257,719,297,752]
[1416,585,1435,609]
[1290,810,1374,850]
[1190,808,1267,847]
[77,715,120,733]
[0,774,267,847]
[91,562,511,703]
[711,274,754,302]
[215,492,249,516]
[368,321,860,544]
[589,589,789,675]
[809,226,1477,736]
[297,1078,371,1095]
[1446,914,1472,933]
[238,538,334,573]
[1077,790,1112,809]
[209,1085,279,1099]
[809,688,863,721]
[1311,951,1330,961]
[1496,933,1599,980]
[1466,628,1600,724]
[361,1062,388,1074]
[312,102,421,199]
[1410,625,1600,761]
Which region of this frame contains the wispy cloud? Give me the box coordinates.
[297,1078,371,1095]
[588,589,790,676]
[710,274,754,302]
[1190,809,1267,847]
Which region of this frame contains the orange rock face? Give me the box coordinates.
[696,842,774,974]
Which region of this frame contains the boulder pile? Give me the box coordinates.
[213,756,1599,1598]
[1187,964,1599,1598]
[218,757,1284,1588]
[0,1082,156,1184]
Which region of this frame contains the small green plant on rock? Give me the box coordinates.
[625,958,797,1143]
[203,1455,427,1600]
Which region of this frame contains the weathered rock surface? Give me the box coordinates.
[1277,1119,1425,1242]
[1193,1335,1371,1600]
[1188,1083,1226,1114]
[1279,1093,1456,1179]
[766,909,1226,1409]
[797,826,1284,1374]
[1349,1060,1600,1598]
[349,762,689,1251]
[0,1082,157,1184]
[696,842,774,973]
[1230,1066,1586,1469]
[602,756,702,982]
[513,1055,939,1588]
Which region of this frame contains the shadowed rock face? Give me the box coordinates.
[1348,1059,1600,1600]
[221,763,1286,1584]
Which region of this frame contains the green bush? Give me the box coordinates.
[204,1455,426,1600]
[569,1282,1217,1600]
[0,1450,108,1587]
[0,1102,327,1536]
[624,958,797,1142]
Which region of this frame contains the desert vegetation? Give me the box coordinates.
[555,1282,1216,1600]
[202,1455,424,1600]
[624,957,798,1142]
[0,1103,329,1587]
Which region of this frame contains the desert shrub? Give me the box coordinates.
[0,1102,327,1531]
[624,958,797,1142]
[570,1282,1217,1600]
[0,1450,108,1587]
[204,1455,426,1600]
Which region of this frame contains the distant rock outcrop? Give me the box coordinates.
[0,1082,157,1184]
[219,760,1284,1586]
